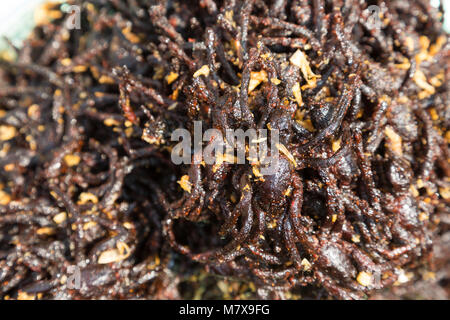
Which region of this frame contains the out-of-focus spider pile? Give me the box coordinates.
[0,0,448,299]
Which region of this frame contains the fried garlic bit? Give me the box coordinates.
[77,192,99,205]
[53,212,67,224]
[292,82,303,107]
[357,271,373,287]
[289,49,319,87]
[215,153,236,166]
[122,25,141,44]
[166,71,179,84]
[248,70,268,92]
[193,65,210,78]
[413,70,435,97]
[0,190,11,206]
[98,241,131,264]
[270,77,281,85]
[0,125,17,141]
[384,126,403,156]
[301,258,312,271]
[275,143,297,167]
[177,175,192,193]
[63,154,81,167]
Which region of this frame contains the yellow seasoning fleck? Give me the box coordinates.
[270,77,281,85]
[73,65,88,73]
[104,118,120,127]
[385,126,403,156]
[98,75,115,84]
[77,192,99,205]
[17,291,36,300]
[98,248,125,264]
[0,190,11,205]
[83,221,98,230]
[4,163,14,172]
[413,70,435,95]
[276,143,297,167]
[64,154,81,167]
[36,227,55,236]
[177,175,192,193]
[0,125,17,141]
[53,212,67,224]
[332,138,341,152]
[248,70,268,92]
[122,26,140,43]
[165,71,179,85]
[292,82,303,107]
[418,212,429,221]
[439,187,450,200]
[357,271,373,287]
[60,58,72,67]
[301,258,312,271]
[252,166,263,178]
[193,65,210,78]
[289,49,319,87]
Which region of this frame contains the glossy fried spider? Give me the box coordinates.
[0,0,448,301]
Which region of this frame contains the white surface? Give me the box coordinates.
[0,0,47,49]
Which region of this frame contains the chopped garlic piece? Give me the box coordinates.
[73,65,88,73]
[276,143,297,167]
[104,118,120,127]
[122,26,140,43]
[301,258,312,271]
[357,271,373,287]
[166,71,179,84]
[439,187,450,200]
[177,175,192,193]
[289,49,319,86]
[83,221,97,230]
[292,82,303,107]
[77,192,99,205]
[61,58,72,67]
[385,126,403,156]
[53,212,67,224]
[332,138,341,152]
[297,119,315,132]
[98,249,122,264]
[17,291,36,300]
[98,242,131,264]
[413,70,435,94]
[36,227,55,236]
[193,65,210,78]
[216,153,236,166]
[394,269,412,285]
[0,125,17,141]
[0,190,11,205]
[270,77,281,85]
[249,70,268,92]
[64,154,81,167]
[98,75,115,84]
[252,166,263,178]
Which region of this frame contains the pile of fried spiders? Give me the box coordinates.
[0,0,448,300]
